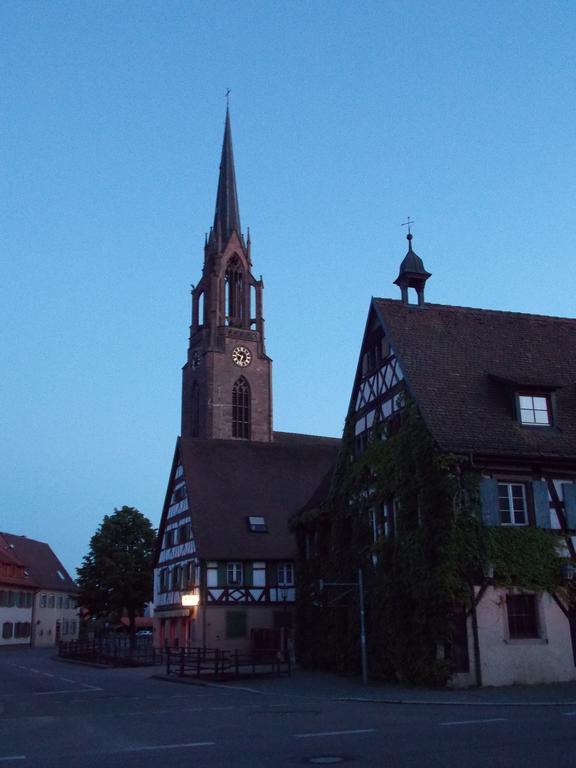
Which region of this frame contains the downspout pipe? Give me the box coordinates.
[470,582,483,687]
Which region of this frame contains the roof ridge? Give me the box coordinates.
[373,297,576,323]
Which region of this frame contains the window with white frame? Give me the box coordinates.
[498,483,528,526]
[277,562,294,586]
[518,393,551,426]
[227,562,243,586]
[171,566,182,590]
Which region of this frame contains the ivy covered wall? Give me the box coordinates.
[293,402,563,686]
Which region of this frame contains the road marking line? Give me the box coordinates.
[41,673,55,677]
[295,729,375,739]
[0,757,26,763]
[119,742,215,752]
[34,688,102,696]
[441,718,508,726]
[563,712,576,716]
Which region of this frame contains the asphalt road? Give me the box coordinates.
[2,648,576,767]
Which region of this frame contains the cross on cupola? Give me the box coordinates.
[393,224,431,306]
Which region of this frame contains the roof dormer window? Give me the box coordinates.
[517,393,552,426]
[247,516,267,532]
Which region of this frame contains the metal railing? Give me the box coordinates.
[165,647,291,680]
[58,638,165,666]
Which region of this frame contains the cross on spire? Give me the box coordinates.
[401,216,415,235]
[225,88,231,108]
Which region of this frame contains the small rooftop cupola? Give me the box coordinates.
[394,232,431,305]
[212,107,242,246]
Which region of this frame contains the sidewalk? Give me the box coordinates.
[152,666,576,707]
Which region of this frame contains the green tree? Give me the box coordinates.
[77,506,156,647]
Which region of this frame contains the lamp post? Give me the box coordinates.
[279,587,290,658]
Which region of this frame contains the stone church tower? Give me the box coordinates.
[181,109,272,442]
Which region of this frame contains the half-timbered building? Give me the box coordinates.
[153,110,339,651]
[295,233,576,687]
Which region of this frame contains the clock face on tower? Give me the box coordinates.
[232,346,252,367]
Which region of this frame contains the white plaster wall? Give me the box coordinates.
[201,604,292,653]
[33,593,79,646]
[475,587,576,687]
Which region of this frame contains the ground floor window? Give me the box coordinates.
[2,622,13,639]
[14,622,31,638]
[226,611,247,639]
[507,594,539,638]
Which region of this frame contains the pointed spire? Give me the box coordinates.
[213,107,242,245]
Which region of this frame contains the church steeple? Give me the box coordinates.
[394,232,431,306]
[182,109,272,443]
[212,108,242,247]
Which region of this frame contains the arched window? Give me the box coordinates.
[225,256,244,327]
[190,383,200,438]
[232,377,250,439]
[197,291,205,327]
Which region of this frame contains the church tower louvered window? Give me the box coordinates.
[225,256,244,327]
[232,377,250,439]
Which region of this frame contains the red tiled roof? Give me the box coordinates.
[0,533,78,592]
[175,433,340,560]
[372,299,576,459]
[0,534,37,589]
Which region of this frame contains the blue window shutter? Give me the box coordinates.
[563,484,576,530]
[532,481,551,528]
[480,478,499,526]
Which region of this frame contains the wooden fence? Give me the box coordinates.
[165,647,291,680]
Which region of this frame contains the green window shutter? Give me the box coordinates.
[267,562,278,586]
[226,611,247,639]
[244,563,253,587]
[532,481,551,528]
[218,563,227,587]
[480,478,499,526]
[563,484,576,530]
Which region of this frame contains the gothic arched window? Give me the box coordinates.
[190,383,200,438]
[225,256,244,327]
[232,377,250,439]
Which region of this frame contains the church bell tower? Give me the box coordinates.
[181,109,273,442]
